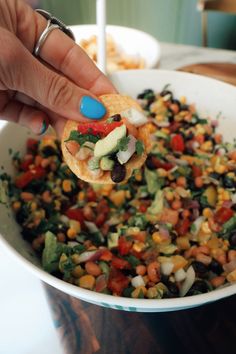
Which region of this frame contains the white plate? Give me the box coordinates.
[1,69,236,312]
[69,24,161,69]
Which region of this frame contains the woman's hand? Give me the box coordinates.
[0,0,116,136]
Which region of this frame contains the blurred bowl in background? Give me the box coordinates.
[69,24,161,73]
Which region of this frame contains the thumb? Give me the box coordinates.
[1,30,106,121]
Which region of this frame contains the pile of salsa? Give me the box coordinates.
[2,87,236,299]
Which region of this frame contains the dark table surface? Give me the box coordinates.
[44,284,236,354]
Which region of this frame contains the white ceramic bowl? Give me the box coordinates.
[1,70,236,312]
[69,24,161,70]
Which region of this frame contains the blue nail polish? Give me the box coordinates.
[40,120,48,135]
[80,96,106,119]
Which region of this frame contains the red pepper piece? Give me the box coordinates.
[192,165,202,177]
[214,207,234,224]
[65,208,84,227]
[176,218,191,236]
[20,156,34,171]
[108,268,130,295]
[118,236,133,256]
[152,156,173,171]
[111,256,131,270]
[26,139,38,153]
[15,166,45,188]
[77,121,123,137]
[99,249,113,262]
[170,134,185,152]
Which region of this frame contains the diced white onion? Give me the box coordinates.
[84,221,99,233]
[83,142,95,150]
[67,241,79,247]
[120,108,148,127]
[231,193,236,204]
[76,146,93,160]
[174,268,186,282]
[60,215,69,224]
[180,266,195,297]
[77,250,97,263]
[131,275,145,288]
[117,135,137,164]
[161,262,174,276]
[191,216,205,236]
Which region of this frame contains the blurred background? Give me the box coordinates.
[33,0,236,50]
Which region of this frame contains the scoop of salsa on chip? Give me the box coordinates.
[62,94,150,183]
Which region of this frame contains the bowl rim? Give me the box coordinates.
[1,68,236,311]
[69,24,161,69]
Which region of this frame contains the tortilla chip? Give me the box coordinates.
[61,94,149,184]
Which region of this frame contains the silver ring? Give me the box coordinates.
[34,9,75,57]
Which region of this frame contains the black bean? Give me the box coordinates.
[150,112,156,118]
[145,156,156,170]
[229,232,236,247]
[185,132,194,141]
[231,204,236,211]
[171,98,181,107]
[180,104,189,111]
[137,89,154,99]
[209,259,223,275]
[111,162,126,183]
[166,281,179,297]
[110,114,121,122]
[209,172,221,180]
[187,280,208,295]
[42,146,57,157]
[191,261,208,275]
[160,90,173,100]
[222,176,235,189]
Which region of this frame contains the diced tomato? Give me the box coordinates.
[95,274,108,293]
[65,208,84,226]
[192,165,202,177]
[77,121,122,137]
[95,213,106,227]
[15,166,45,188]
[108,268,130,295]
[170,134,185,152]
[86,188,97,202]
[111,256,131,270]
[118,236,133,256]
[20,156,34,171]
[132,231,147,243]
[26,138,38,153]
[169,122,181,133]
[99,249,113,262]
[97,199,110,214]
[214,207,234,224]
[151,156,173,171]
[139,204,148,213]
[176,218,191,236]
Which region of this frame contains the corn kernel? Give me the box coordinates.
[77,191,85,202]
[201,221,211,234]
[222,190,230,200]
[72,265,84,278]
[218,187,224,194]
[30,202,37,212]
[226,269,236,282]
[134,170,142,182]
[147,287,158,299]
[157,168,168,177]
[201,141,213,152]
[180,96,186,104]
[152,232,161,244]
[215,164,227,174]
[156,114,164,122]
[67,228,77,239]
[165,190,174,201]
[133,242,146,252]
[203,208,213,219]
[62,179,72,193]
[79,275,95,290]
[69,220,81,233]
[12,201,21,211]
[125,190,131,198]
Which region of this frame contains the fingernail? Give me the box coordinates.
[80,96,106,119]
[40,120,48,135]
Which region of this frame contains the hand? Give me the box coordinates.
[0,0,116,136]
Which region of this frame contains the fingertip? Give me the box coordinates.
[79,96,106,120]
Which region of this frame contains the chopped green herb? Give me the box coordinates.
[65,130,100,146]
[118,136,130,151]
[135,140,144,156]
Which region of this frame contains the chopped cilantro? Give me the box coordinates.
[135,141,144,156]
[8,148,12,155]
[65,130,100,146]
[118,136,130,151]
[125,255,141,267]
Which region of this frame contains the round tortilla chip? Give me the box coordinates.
[61,94,149,184]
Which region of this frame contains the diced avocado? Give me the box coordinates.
[94,125,126,158]
[88,157,100,171]
[100,156,115,171]
[108,232,119,249]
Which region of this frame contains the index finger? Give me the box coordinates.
[16,2,116,95]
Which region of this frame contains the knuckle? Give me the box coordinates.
[0,30,19,88]
[47,75,74,109]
